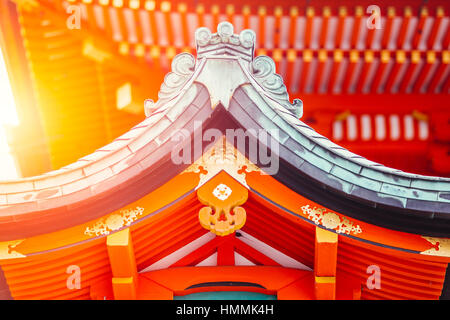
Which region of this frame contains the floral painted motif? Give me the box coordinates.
[212,184,232,200]
[300,204,362,235]
[84,207,144,237]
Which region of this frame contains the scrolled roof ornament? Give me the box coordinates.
[158,52,195,100]
[251,56,303,118]
[195,27,212,47]
[239,29,256,49]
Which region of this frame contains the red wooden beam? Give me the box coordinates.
[342,50,359,93]
[217,234,235,266]
[398,50,421,92]
[384,50,405,93]
[428,51,449,93]
[397,6,412,49]
[371,50,390,93]
[274,6,282,48]
[327,50,342,93]
[335,6,347,49]
[351,6,363,49]
[427,6,444,49]
[356,50,373,93]
[413,7,428,48]
[300,49,312,92]
[382,7,395,48]
[170,236,226,268]
[258,6,266,49]
[320,6,330,48]
[314,227,338,300]
[288,7,298,48]
[233,238,280,266]
[305,6,314,48]
[413,51,435,92]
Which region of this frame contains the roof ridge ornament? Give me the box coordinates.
[195,22,256,62]
[251,55,303,118]
[146,22,303,118]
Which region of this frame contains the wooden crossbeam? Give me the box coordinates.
[107,228,138,300]
[314,227,338,300]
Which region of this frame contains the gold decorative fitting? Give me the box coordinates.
[0,240,25,260]
[197,171,247,236]
[421,237,450,257]
[84,207,144,237]
[183,136,261,189]
[301,205,362,235]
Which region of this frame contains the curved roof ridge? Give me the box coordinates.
[1,21,448,228]
[274,94,450,185]
[0,83,210,210]
[228,84,450,219]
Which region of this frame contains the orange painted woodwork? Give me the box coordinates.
[197,171,248,236]
[314,227,338,277]
[1,6,450,302]
[107,228,138,279]
[107,228,138,300]
[314,227,338,300]
[315,276,336,300]
[112,277,137,300]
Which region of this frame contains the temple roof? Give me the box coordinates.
[0,22,449,239]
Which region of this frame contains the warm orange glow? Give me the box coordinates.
[0,47,19,179]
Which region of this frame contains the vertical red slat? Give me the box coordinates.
[195,3,204,27]
[305,6,314,48]
[211,4,220,28]
[100,1,114,39]
[382,7,395,48]
[371,50,390,93]
[161,1,173,45]
[114,1,129,42]
[289,7,298,48]
[286,49,296,92]
[273,49,282,75]
[243,5,250,29]
[131,2,143,43]
[442,25,450,49]
[412,51,435,92]
[342,50,359,93]
[428,51,449,93]
[412,7,428,48]
[356,50,373,93]
[427,6,444,49]
[84,1,98,29]
[258,6,266,49]
[328,49,342,93]
[397,6,412,49]
[335,6,347,49]
[146,1,158,45]
[226,4,234,26]
[351,6,363,49]
[320,6,330,48]
[399,50,421,92]
[315,49,328,93]
[300,49,313,92]
[385,50,405,93]
[274,6,283,49]
[178,3,189,47]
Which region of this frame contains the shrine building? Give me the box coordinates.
[0,1,449,300]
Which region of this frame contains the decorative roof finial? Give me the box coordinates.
[147,22,303,119]
[195,21,256,62]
